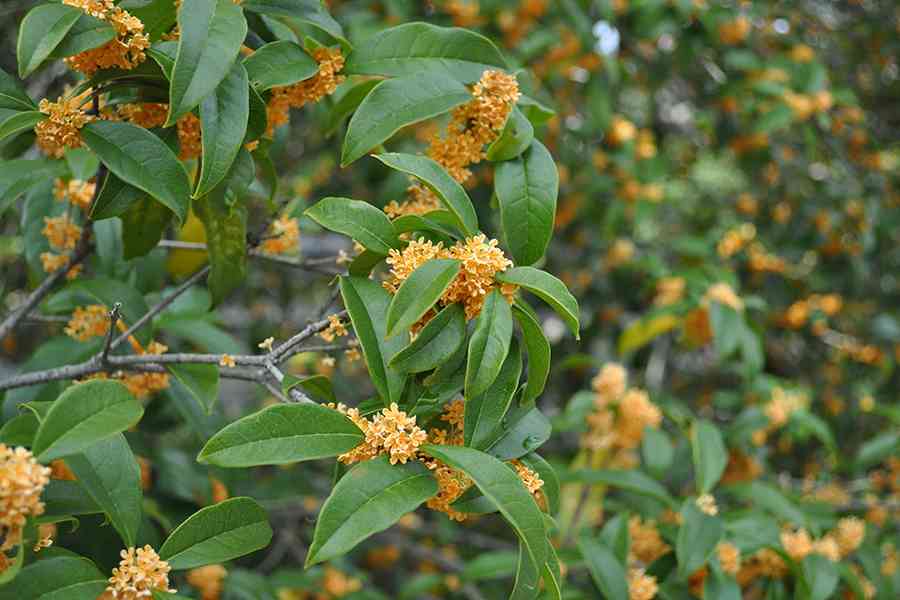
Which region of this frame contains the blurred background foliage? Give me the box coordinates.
[1,1,898,599]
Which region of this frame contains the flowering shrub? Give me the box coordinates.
[0,1,898,600]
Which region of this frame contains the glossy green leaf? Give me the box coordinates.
[42,479,101,518]
[487,106,534,161]
[692,419,727,494]
[90,173,145,220]
[282,374,335,403]
[466,289,513,399]
[305,196,401,254]
[0,554,106,600]
[0,67,37,111]
[50,14,117,58]
[195,148,254,304]
[423,445,547,571]
[512,303,550,405]
[81,120,191,224]
[33,380,144,462]
[195,61,250,197]
[198,404,364,467]
[339,276,408,405]
[642,427,675,478]
[703,567,741,600]
[0,159,67,217]
[487,406,551,461]
[345,22,508,83]
[509,541,541,600]
[0,412,38,446]
[676,501,723,577]
[65,434,142,546]
[390,303,466,373]
[325,79,380,133]
[386,259,460,337]
[0,111,44,143]
[496,267,579,339]
[17,4,81,77]
[168,363,219,415]
[120,195,173,259]
[495,141,558,266]
[341,72,470,166]
[167,0,247,125]
[241,0,346,44]
[578,536,629,600]
[243,40,317,90]
[374,152,478,236]
[465,339,522,448]
[306,457,438,566]
[159,497,273,569]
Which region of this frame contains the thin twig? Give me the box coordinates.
[155,240,343,273]
[269,311,347,364]
[100,303,121,364]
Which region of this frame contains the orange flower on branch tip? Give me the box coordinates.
[260,216,300,255]
[0,445,51,556]
[63,0,149,76]
[105,545,175,599]
[186,565,227,600]
[65,304,110,341]
[627,568,658,600]
[54,178,96,211]
[318,314,348,342]
[42,215,82,252]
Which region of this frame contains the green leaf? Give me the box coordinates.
[799,554,839,600]
[703,568,741,600]
[195,148,254,304]
[306,457,438,566]
[33,380,144,462]
[465,339,522,448]
[325,79,380,133]
[710,302,742,357]
[81,120,191,224]
[90,173,144,220]
[197,403,364,467]
[1,159,68,218]
[855,431,899,469]
[512,303,550,405]
[243,40,317,90]
[345,22,508,83]
[17,4,81,77]
[466,289,513,399]
[42,480,101,518]
[168,363,219,414]
[50,14,116,58]
[0,554,107,600]
[642,427,674,478]
[676,501,723,577]
[0,67,37,111]
[487,406,550,461]
[578,536,629,600]
[339,276,408,405]
[0,110,45,144]
[510,542,541,600]
[727,482,807,527]
[374,152,478,236]
[564,469,675,507]
[120,195,173,259]
[167,0,247,125]
[241,0,346,45]
[159,497,273,569]
[423,445,547,571]
[487,106,534,161]
[282,374,335,403]
[495,141,558,266]
[305,196,401,254]
[386,259,460,337]
[341,72,470,166]
[48,276,153,344]
[495,267,579,339]
[195,61,250,198]
[389,303,466,373]
[0,412,38,446]
[65,434,142,546]
[692,419,727,494]
[599,513,631,563]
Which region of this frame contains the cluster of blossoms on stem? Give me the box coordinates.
[103,545,175,599]
[82,340,171,399]
[65,304,110,341]
[106,103,202,161]
[581,363,662,465]
[332,403,429,466]
[318,314,349,343]
[260,216,301,255]
[384,235,516,322]
[40,214,84,278]
[34,90,94,158]
[62,0,149,76]
[266,47,345,135]
[0,445,51,564]
[385,70,520,218]
[54,177,96,211]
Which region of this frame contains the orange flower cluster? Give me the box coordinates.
[423,400,470,521]
[718,223,757,258]
[65,304,110,341]
[384,235,515,321]
[628,516,671,565]
[717,542,741,575]
[85,341,171,399]
[0,445,51,558]
[40,214,84,279]
[627,568,658,600]
[106,103,201,160]
[779,518,865,564]
[267,47,345,135]
[260,216,300,255]
[582,365,662,459]
[54,178,96,211]
[63,0,149,76]
[319,314,348,343]
[185,564,227,600]
[35,93,94,158]
[105,545,175,599]
[385,70,519,218]
[333,403,428,466]
[653,276,686,307]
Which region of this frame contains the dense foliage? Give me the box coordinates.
[0,1,898,600]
